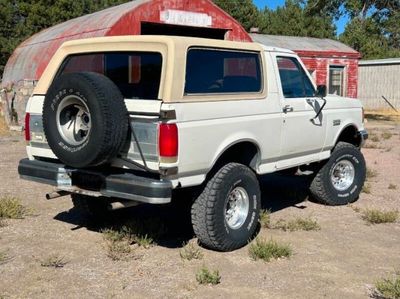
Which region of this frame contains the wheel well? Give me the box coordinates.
[207,142,259,178]
[336,125,361,147]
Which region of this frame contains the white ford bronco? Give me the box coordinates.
[18,35,368,251]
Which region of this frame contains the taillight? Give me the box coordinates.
[159,123,178,160]
[25,113,31,142]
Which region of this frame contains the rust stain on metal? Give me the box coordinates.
[2,0,250,87]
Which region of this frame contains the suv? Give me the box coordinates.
[18,35,368,251]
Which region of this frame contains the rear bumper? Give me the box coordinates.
[358,130,368,147]
[18,158,172,204]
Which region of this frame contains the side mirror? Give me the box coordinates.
[315,85,327,97]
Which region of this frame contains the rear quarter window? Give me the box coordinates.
[185,48,262,95]
[58,52,162,100]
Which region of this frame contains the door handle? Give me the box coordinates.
[283,105,294,113]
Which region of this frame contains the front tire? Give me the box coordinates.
[310,142,366,205]
[191,163,261,252]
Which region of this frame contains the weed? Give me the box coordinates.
[196,266,221,285]
[0,196,27,219]
[273,217,320,232]
[259,209,271,228]
[374,274,400,299]
[249,238,292,262]
[0,219,6,227]
[135,234,153,249]
[180,240,203,261]
[382,132,393,140]
[389,184,397,190]
[371,135,380,142]
[364,142,379,149]
[0,251,11,265]
[106,241,132,261]
[361,209,398,224]
[366,168,378,180]
[349,205,361,213]
[362,183,372,194]
[40,254,68,268]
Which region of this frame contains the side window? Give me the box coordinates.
[185,48,262,94]
[59,52,162,100]
[277,56,315,98]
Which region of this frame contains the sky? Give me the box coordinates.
[253,0,348,35]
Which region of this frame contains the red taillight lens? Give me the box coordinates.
[159,123,178,158]
[25,113,31,141]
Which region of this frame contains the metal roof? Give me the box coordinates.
[1,0,250,87]
[359,57,400,66]
[250,33,359,55]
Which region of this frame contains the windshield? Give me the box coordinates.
[58,52,162,100]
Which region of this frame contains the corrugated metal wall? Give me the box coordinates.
[358,63,400,110]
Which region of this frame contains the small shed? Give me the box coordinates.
[0,0,250,125]
[250,34,360,98]
[358,58,400,110]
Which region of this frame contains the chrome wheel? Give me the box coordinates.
[330,160,355,191]
[56,95,91,146]
[225,187,250,230]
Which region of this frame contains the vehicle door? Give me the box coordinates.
[272,54,327,167]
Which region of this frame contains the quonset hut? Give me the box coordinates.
[0,0,250,125]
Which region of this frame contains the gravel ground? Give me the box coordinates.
[0,117,399,299]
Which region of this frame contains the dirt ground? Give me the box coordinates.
[0,116,399,299]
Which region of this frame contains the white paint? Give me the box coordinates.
[160,10,212,27]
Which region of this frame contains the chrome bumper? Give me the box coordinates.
[18,158,172,204]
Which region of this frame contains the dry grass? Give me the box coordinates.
[105,241,132,261]
[0,115,9,137]
[196,266,221,285]
[362,183,372,194]
[382,131,393,140]
[0,196,27,219]
[373,273,400,299]
[0,251,11,265]
[249,238,292,262]
[180,240,203,261]
[366,168,378,180]
[370,135,381,143]
[259,209,271,228]
[273,217,321,232]
[40,254,68,268]
[364,142,380,149]
[361,209,398,225]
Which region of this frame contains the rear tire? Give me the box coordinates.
[310,142,366,205]
[71,194,111,219]
[191,163,261,252]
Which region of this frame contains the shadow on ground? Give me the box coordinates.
[54,173,314,249]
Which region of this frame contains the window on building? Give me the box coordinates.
[185,48,262,94]
[59,52,163,100]
[276,56,315,98]
[329,66,345,96]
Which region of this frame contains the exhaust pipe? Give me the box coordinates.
[46,191,70,200]
[108,201,139,211]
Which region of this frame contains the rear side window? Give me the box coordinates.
[185,48,262,94]
[277,56,315,98]
[59,52,162,100]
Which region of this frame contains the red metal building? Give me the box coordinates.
[251,34,361,98]
[1,0,250,87]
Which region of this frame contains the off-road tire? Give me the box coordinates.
[71,194,111,219]
[310,142,366,205]
[43,72,128,168]
[191,163,261,252]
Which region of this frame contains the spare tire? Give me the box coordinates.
[43,72,129,168]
